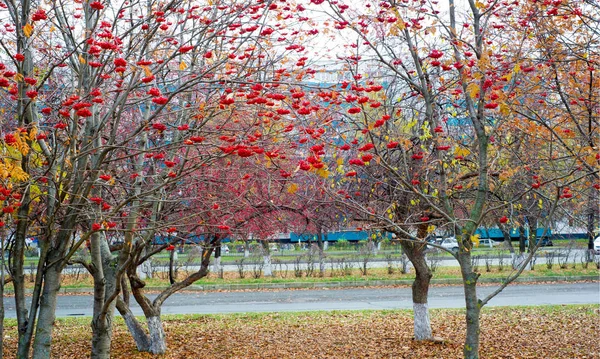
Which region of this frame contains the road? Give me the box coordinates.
[4,282,598,318]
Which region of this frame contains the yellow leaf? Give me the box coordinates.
[142,66,152,77]
[179,61,187,70]
[396,17,406,31]
[79,54,86,64]
[467,82,479,99]
[454,147,471,157]
[499,102,510,116]
[28,127,37,141]
[14,73,24,82]
[471,235,480,247]
[287,183,298,194]
[10,165,29,181]
[316,167,330,178]
[23,23,33,38]
[586,154,598,166]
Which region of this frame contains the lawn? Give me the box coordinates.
[2,305,598,358]
[4,263,598,291]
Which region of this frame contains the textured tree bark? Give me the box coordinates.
[459,252,481,359]
[260,241,272,276]
[586,177,597,261]
[518,225,527,254]
[212,245,222,278]
[463,284,481,359]
[263,255,272,276]
[13,201,34,359]
[316,228,325,277]
[402,240,433,340]
[90,236,118,359]
[412,303,431,340]
[212,256,222,277]
[31,266,61,359]
[169,249,176,284]
[116,298,150,352]
[147,316,167,354]
[90,318,113,359]
[0,257,4,359]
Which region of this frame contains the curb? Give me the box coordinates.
[7,275,598,295]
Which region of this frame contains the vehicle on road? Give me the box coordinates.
[477,238,499,248]
[594,236,600,255]
[439,237,459,252]
[426,237,437,249]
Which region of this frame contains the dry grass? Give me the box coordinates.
[3,306,598,358]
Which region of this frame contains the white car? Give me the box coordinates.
[440,237,459,251]
[478,238,499,248]
[594,236,600,255]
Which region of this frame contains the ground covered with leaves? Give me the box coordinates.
[4,305,598,358]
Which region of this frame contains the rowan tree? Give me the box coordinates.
[307,0,598,357]
[0,0,324,357]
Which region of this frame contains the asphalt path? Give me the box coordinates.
[3,282,598,318]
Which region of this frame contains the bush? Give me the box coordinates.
[24,248,39,257]
[545,252,555,269]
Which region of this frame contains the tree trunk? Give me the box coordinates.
[13,215,33,359]
[147,316,167,354]
[459,252,481,359]
[0,227,7,359]
[212,256,222,278]
[116,298,151,352]
[260,241,272,276]
[263,255,272,276]
[401,240,433,340]
[212,246,222,278]
[316,228,325,277]
[169,249,176,284]
[498,222,514,253]
[244,240,250,258]
[32,266,61,359]
[518,225,526,254]
[117,296,167,354]
[586,202,596,261]
[91,318,113,359]
[90,235,118,359]
[0,266,4,359]
[413,303,431,340]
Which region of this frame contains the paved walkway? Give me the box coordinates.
[4,282,599,318]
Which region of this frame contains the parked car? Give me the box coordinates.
[426,237,438,249]
[439,237,459,251]
[478,238,499,248]
[594,236,600,255]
